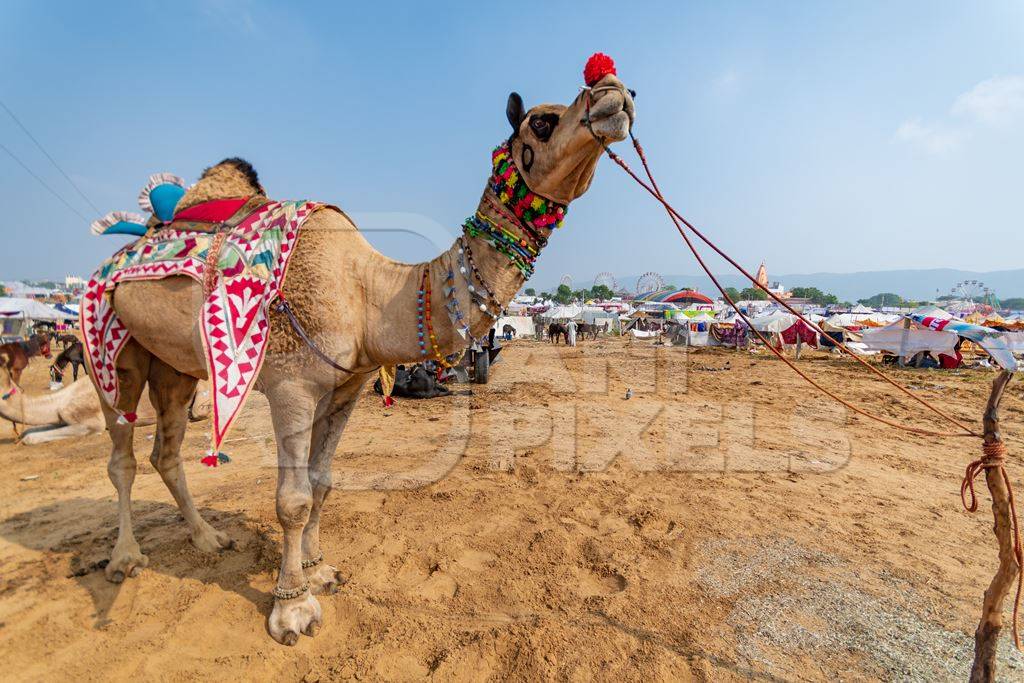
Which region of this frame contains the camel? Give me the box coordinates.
[51,340,86,382]
[0,366,211,445]
[0,332,52,384]
[89,63,634,645]
[548,322,570,344]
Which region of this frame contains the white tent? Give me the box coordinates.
[850,304,873,314]
[0,297,73,339]
[859,319,957,359]
[545,304,583,320]
[749,312,797,333]
[0,297,72,322]
[495,315,535,338]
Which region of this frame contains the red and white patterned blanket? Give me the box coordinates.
[81,200,324,464]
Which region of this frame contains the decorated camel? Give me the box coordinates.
[0,366,210,445]
[82,54,633,644]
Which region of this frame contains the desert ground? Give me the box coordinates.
[1,336,1023,681]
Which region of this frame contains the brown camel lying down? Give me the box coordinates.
[0,367,210,445]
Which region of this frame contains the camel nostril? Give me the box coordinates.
[628,89,637,99]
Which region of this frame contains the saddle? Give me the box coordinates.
[83,173,330,464]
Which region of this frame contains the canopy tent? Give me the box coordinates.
[0,297,74,339]
[748,312,797,333]
[859,319,958,360]
[908,313,1019,371]
[544,304,583,320]
[849,304,873,314]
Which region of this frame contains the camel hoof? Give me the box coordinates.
[306,562,346,595]
[269,591,322,645]
[105,546,148,583]
[191,525,234,554]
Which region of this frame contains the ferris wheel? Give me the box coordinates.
[636,271,665,294]
[559,274,573,289]
[952,279,986,303]
[593,271,618,292]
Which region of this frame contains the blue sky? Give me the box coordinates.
[1,1,1021,288]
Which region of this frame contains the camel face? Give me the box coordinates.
[505,73,636,205]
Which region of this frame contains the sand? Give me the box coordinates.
[1,337,1023,681]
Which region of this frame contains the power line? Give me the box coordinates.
[0,140,91,222]
[0,99,103,216]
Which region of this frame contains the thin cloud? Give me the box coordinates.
[951,75,1024,126]
[895,75,1023,155]
[893,119,965,156]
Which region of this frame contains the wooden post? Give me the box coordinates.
[970,370,1018,683]
[898,317,911,368]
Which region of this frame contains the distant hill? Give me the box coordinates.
[541,268,1023,304]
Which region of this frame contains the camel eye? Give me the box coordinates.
[529,114,558,142]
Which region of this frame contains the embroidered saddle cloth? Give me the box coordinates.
[81,199,325,461]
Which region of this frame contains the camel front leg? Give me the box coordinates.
[266,379,322,645]
[302,379,365,595]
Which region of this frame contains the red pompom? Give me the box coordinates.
[584,52,617,86]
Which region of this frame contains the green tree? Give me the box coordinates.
[553,284,573,304]
[857,292,907,307]
[790,286,839,305]
[739,287,768,301]
[1001,297,1024,310]
[721,287,740,302]
[589,284,614,300]
[524,288,536,296]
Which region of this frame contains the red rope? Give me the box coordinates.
[610,136,980,439]
[962,441,1022,649]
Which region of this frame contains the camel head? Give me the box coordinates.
[503,56,635,206]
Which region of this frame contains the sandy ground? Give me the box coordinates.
[1,336,1023,682]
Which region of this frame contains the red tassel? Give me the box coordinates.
[383,396,394,408]
[201,453,220,467]
[584,52,617,86]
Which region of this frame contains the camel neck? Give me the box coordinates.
[0,383,63,426]
[363,159,561,368]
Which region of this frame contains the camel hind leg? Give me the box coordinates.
[100,340,151,583]
[147,357,234,553]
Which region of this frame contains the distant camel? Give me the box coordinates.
[0,332,52,384]
[501,324,517,340]
[51,341,86,382]
[548,323,569,344]
[0,365,210,445]
[56,333,79,349]
[577,322,602,340]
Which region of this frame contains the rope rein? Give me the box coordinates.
[581,88,1021,646]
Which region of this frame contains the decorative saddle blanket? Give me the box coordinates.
[82,199,325,463]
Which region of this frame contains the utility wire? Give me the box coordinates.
[0,99,103,216]
[0,140,92,222]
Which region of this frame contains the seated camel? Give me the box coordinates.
[0,366,210,445]
[373,364,451,399]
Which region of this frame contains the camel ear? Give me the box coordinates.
[506,92,525,134]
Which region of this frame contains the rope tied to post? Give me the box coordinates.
[962,439,1022,649]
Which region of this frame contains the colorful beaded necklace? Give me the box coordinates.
[490,143,566,232]
[417,266,458,368]
[457,236,502,315]
[441,255,475,343]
